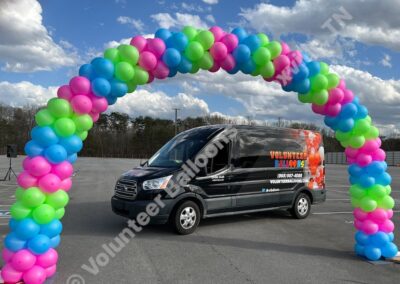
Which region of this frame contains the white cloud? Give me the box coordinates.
[380,54,392,68]
[117,16,145,32]
[151,13,209,29]
[0,0,79,72]
[104,34,154,49]
[205,14,216,24]
[202,0,218,4]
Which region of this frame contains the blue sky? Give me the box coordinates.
[0,0,399,134]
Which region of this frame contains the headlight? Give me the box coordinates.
[142,175,172,190]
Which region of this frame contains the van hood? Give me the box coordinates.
[121,166,179,181]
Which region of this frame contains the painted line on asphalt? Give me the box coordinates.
[313,210,400,215]
[326,199,350,201]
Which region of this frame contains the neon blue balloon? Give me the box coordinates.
[306,61,320,77]
[31,126,59,147]
[5,232,26,252]
[233,44,251,64]
[50,235,61,248]
[340,103,358,119]
[370,232,390,246]
[110,79,128,98]
[348,164,363,177]
[382,243,398,258]
[166,32,188,52]
[366,162,385,176]
[67,153,78,164]
[9,218,20,231]
[324,116,339,130]
[364,246,381,261]
[239,59,256,74]
[292,63,309,82]
[79,64,96,80]
[25,140,44,157]
[163,48,182,68]
[59,135,83,155]
[168,68,178,77]
[40,219,63,238]
[16,218,40,240]
[155,28,172,41]
[359,174,375,188]
[354,244,365,256]
[355,104,368,119]
[44,144,68,164]
[227,64,240,74]
[177,56,192,73]
[231,27,247,42]
[375,172,392,186]
[91,57,114,80]
[292,78,311,94]
[28,234,51,254]
[242,35,261,52]
[338,118,354,132]
[106,95,117,105]
[92,77,111,97]
[355,231,369,245]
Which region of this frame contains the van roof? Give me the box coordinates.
[188,124,321,134]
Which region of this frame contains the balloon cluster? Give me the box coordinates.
[1,25,398,283]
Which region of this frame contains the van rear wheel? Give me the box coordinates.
[290,193,311,219]
[172,201,200,235]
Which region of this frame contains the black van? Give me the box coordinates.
[111,125,326,234]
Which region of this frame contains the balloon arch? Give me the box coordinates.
[1,26,398,283]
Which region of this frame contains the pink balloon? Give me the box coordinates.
[311,104,325,115]
[130,36,147,52]
[342,89,354,104]
[91,96,108,113]
[369,209,388,224]
[2,248,15,262]
[345,147,358,158]
[346,157,356,164]
[23,265,47,284]
[362,139,379,154]
[57,85,73,101]
[1,264,23,283]
[210,42,228,61]
[23,157,32,171]
[147,72,155,83]
[38,173,61,193]
[274,68,292,86]
[27,156,51,177]
[139,51,158,71]
[71,95,93,115]
[354,208,368,221]
[354,219,364,230]
[51,161,73,180]
[356,153,372,167]
[280,42,291,55]
[362,219,379,235]
[60,178,72,191]
[69,76,91,95]
[273,55,290,73]
[209,61,220,73]
[287,50,302,66]
[221,34,239,53]
[328,88,344,105]
[146,38,166,58]
[325,103,341,117]
[209,26,225,42]
[152,61,169,79]
[380,220,394,233]
[36,248,58,268]
[338,79,346,90]
[220,54,236,71]
[372,149,386,161]
[387,209,393,219]
[45,265,56,278]
[11,249,36,272]
[18,171,38,188]
[90,111,100,122]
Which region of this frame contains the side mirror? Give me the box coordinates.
[140,160,148,167]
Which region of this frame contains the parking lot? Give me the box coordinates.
[0,156,399,284]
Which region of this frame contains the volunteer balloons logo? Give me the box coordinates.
[1,26,397,283]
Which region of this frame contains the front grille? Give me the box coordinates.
[115,179,138,200]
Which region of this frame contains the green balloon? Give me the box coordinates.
[349,184,367,199]
[185,42,205,61]
[47,98,72,118]
[298,92,313,104]
[104,48,121,64]
[251,68,261,77]
[77,130,88,141]
[118,44,139,65]
[73,114,93,132]
[197,52,214,70]
[182,26,198,41]
[35,109,55,126]
[55,208,65,220]
[133,66,149,85]
[360,196,377,212]
[312,90,329,105]
[46,190,69,209]
[351,197,360,208]
[326,73,339,89]
[353,119,371,135]
[267,41,282,60]
[349,135,365,148]
[310,74,328,91]
[320,62,329,74]
[259,61,275,78]
[115,62,135,82]
[365,115,372,124]
[252,47,271,66]
[15,187,25,201]
[257,33,269,46]
[335,130,351,142]
[368,185,387,200]
[190,62,200,74]
[22,187,46,208]
[126,80,137,93]
[378,196,395,210]
[54,117,76,137]
[195,30,214,50]
[11,202,32,220]
[365,126,379,139]
[385,185,392,195]
[33,204,56,224]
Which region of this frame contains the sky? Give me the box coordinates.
[0,0,399,135]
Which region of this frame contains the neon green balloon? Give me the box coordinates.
[351,197,360,208]
[46,190,69,209]
[77,130,88,141]
[349,184,367,199]
[267,41,282,59]
[353,119,371,135]
[298,92,313,104]
[54,117,76,137]
[118,44,139,65]
[335,130,352,142]
[326,73,340,89]
[35,109,55,126]
[368,184,387,200]
[33,204,56,224]
[360,196,377,212]
[365,126,379,139]
[11,202,32,220]
[257,33,269,46]
[115,62,135,82]
[190,61,200,74]
[312,90,329,105]
[126,80,137,93]
[73,114,93,132]
[182,26,198,41]
[104,48,120,64]
[310,74,328,91]
[378,196,395,210]
[15,187,25,201]
[320,62,329,74]
[133,66,149,85]
[385,185,392,195]
[195,30,214,50]
[185,42,204,61]
[197,52,214,70]
[47,98,72,118]
[349,135,365,148]
[259,61,275,78]
[22,187,46,208]
[55,208,65,220]
[252,47,271,66]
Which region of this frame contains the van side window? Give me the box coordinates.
[206,141,230,174]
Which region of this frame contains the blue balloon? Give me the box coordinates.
[233,44,251,64]
[348,164,363,177]
[91,57,114,80]
[28,234,51,254]
[370,232,390,246]
[338,118,354,132]
[340,103,358,119]
[16,218,40,240]
[110,79,128,98]
[25,140,44,157]
[44,144,68,164]
[354,244,365,256]
[359,174,375,188]
[306,61,320,77]
[366,162,385,176]
[155,28,172,41]
[50,235,61,248]
[92,78,111,97]
[9,218,20,231]
[59,135,83,155]
[364,246,381,261]
[227,64,240,74]
[292,78,310,94]
[349,176,359,185]
[292,63,309,82]
[231,27,247,42]
[31,126,59,147]
[302,52,312,63]
[387,232,394,242]
[166,32,188,52]
[67,153,78,164]
[239,59,256,74]
[79,64,96,80]
[282,83,294,92]
[242,35,261,52]
[163,48,182,68]
[381,243,398,258]
[40,219,63,238]
[5,232,26,252]
[355,105,368,119]
[168,68,178,78]
[355,231,369,245]
[106,95,118,105]
[375,172,391,186]
[177,56,192,74]
[324,116,339,130]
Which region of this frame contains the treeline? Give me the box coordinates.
[0,104,399,158]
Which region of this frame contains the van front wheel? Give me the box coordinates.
[290,193,311,219]
[172,201,200,235]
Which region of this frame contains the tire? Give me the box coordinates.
[290,193,311,219]
[172,201,200,235]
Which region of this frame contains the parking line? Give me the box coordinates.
[313,210,400,215]
[326,199,350,201]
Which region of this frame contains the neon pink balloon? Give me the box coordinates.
[91,96,108,113]
[38,173,61,193]
[346,157,356,164]
[27,156,52,177]
[1,263,23,283]
[220,54,236,71]
[354,208,368,221]
[342,89,354,104]
[370,208,388,224]
[325,103,341,117]
[17,171,38,188]
[354,219,364,230]
[338,79,346,90]
[69,76,91,95]
[209,26,225,42]
[23,157,32,171]
[130,35,147,52]
[328,88,344,105]
[372,149,386,161]
[280,42,290,55]
[2,248,15,262]
[52,161,73,180]
[362,219,379,234]
[36,248,58,268]
[287,50,302,66]
[274,68,292,86]
[71,95,93,114]
[60,178,72,191]
[209,61,220,73]
[356,153,372,167]
[345,147,358,158]
[153,61,169,79]
[221,34,238,53]
[57,85,73,101]
[146,38,166,58]
[139,51,158,71]
[311,104,325,115]
[45,265,56,278]
[11,249,36,272]
[210,42,228,61]
[387,209,393,219]
[273,55,290,73]
[362,139,379,154]
[90,111,100,122]
[23,265,47,284]
[380,220,394,233]
[147,72,155,83]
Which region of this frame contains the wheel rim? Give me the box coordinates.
[180,206,197,229]
[297,197,309,215]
